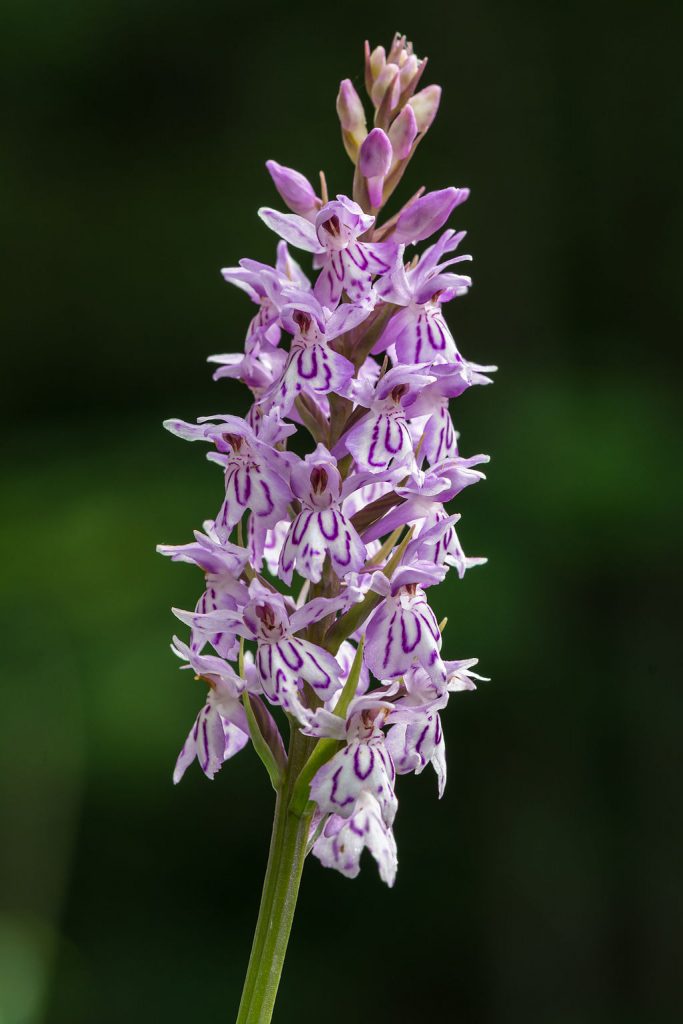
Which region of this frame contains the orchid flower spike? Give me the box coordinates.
[158,33,493,1022]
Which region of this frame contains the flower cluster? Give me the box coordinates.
[159,33,493,887]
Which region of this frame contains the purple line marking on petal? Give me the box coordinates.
[383,414,403,455]
[318,510,339,541]
[414,723,430,757]
[303,647,333,690]
[277,640,304,672]
[346,243,369,272]
[293,511,313,545]
[332,253,345,283]
[258,477,274,516]
[382,610,398,669]
[201,718,211,772]
[427,314,446,352]
[414,315,424,363]
[354,744,374,780]
[366,416,389,469]
[401,611,422,654]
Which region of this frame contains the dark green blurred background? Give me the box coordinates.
[2,2,681,1022]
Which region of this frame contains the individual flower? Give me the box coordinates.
[385,707,446,797]
[175,581,346,722]
[259,195,399,307]
[384,657,485,796]
[339,364,435,473]
[407,361,495,465]
[375,228,473,363]
[309,704,397,826]
[157,526,248,658]
[171,638,250,783]
[263,292,365,413]
[364,563,447,689]
[407,508,487,579]
[163,415,293,541]
[361,452,490,542]
[279,444,366,583]
[312,791,398,886]
[208,346,287,398]
[220,240,310,356]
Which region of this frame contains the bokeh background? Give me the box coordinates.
[2,1,681,1022]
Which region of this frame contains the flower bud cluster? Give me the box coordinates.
[159,34,494,887]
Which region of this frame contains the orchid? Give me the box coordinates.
[339,363,436,473]
[220,240,310,358]
[158,32,493,1024]
[260,195,399,307]
[261,291,363,413]
[376,227,473,363]
[170,638,251,783]
[279,444,367,584]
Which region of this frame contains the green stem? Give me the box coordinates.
[235,728,315,1024]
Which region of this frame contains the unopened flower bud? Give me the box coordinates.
[408,84,442,133]
[370,64,400,111]
[336,78,368,163]
[388,104,418,162]
[359,128,393,208]
[368,45,386,81]
[399,53,420,91]
[266,160,320,219]
[394,186,468,244]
